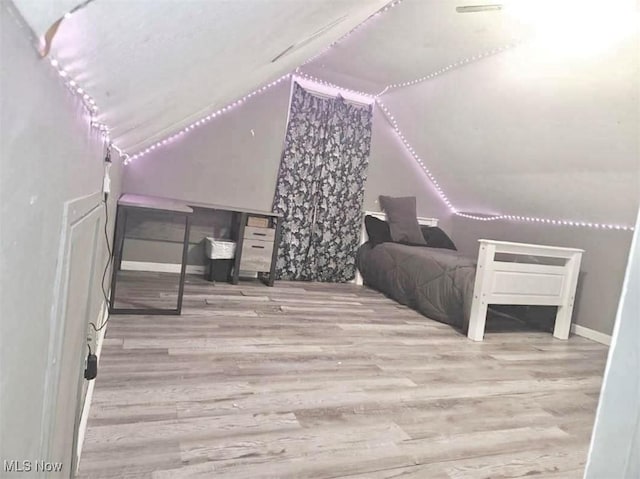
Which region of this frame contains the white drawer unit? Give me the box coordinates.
[244,226,275,242]
[231,212,281,286]
[239,222,276,274]
[240,239,274,272]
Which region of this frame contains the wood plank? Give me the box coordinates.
[78,272,608,478]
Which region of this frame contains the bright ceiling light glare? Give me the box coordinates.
[508,0,638,57]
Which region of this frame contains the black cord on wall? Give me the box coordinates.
[90,146,113,333]
[100,195,112,304]
[90,197,112,332]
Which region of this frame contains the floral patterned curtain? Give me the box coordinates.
[272,82,373,282]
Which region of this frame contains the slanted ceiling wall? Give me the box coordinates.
[12,0,391,152]
[375,38,639,225]
[302,0,639,227]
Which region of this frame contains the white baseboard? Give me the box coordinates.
[571,323,612,346]
[121,260,205,275]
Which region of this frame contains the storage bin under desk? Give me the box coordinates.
[155,200,281,286]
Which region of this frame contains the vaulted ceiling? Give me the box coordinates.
[13,0,640,224]
[14,0,390,151]
[303,0,640,224]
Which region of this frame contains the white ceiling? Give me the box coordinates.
[14,0,390,152]
[302,0,640,223]
[13,0,640,223]
[11,0,80,34]
[302,0,534,94]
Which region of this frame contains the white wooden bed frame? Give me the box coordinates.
[357,211,584,342]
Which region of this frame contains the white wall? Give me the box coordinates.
[124,78,449,221]
[122,80,291,210]
[366,106,453,232]
[0,2,123,474]
[122,78,453,267]
[380,36,639,226]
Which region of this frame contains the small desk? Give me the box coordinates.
[110,194,282,315]
[170,199,281,286]
[109,194,193,315]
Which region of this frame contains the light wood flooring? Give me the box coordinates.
[78,272,608,478]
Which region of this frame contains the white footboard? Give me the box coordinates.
[467,239,583,341]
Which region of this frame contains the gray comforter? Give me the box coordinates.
[357,242,477,329]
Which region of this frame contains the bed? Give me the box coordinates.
[356,211,584,341]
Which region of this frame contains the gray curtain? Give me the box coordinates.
[272,82,373,282]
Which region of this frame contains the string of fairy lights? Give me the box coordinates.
[376,41,522,96]
[376,99,634,231]
[46,55,127,159]
[123,73,292,165]
[300,0,404,67]
[47,1,634,231]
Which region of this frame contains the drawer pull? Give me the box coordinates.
[253,232,267,236]
[251,245,265,249]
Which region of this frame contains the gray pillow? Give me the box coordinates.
[379,195,426,245]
